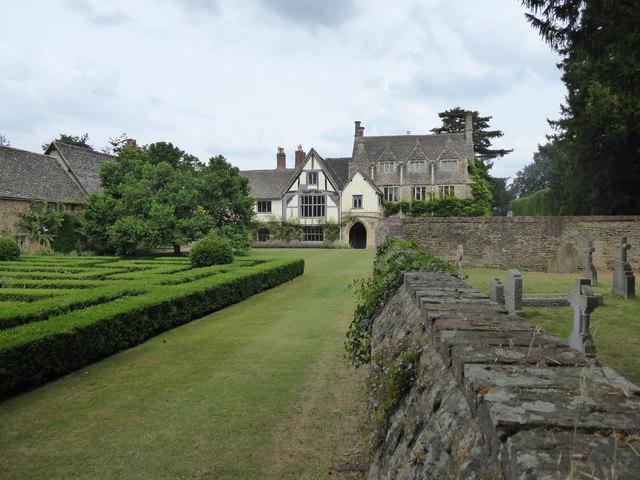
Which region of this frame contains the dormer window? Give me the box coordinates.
[409,160,425,172]
[307,172,318,185]
[441,159,458,171]
[379,162,395,173]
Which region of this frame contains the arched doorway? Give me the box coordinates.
[349,222,367,249]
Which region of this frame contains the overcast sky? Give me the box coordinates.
[1,0,565,180]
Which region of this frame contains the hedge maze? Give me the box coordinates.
[0,256,304,395]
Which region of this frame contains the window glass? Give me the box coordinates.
[300,195,326,217]
[303,226,324,242]
[257,201,272,213]
[383,187,399,202]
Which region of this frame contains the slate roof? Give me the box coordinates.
[45,142,115,195]
[240,168,295,199]
[354,132,473,161]
[0,146,85,202]
[323,157,350,190]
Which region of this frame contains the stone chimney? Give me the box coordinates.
[276,147,286,169]
[124,138,137,148]
[295,145,305,168]
[354,121,364,137]
[465,113,473,143]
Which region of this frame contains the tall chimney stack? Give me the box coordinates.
[465,113,473,143]
[295,145,305,167]
[276,147,286,169]
[354,121,364,137]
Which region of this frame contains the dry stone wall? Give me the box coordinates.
[369,271,640,480]
[392,216,640,271]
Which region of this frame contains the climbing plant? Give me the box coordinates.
[345,237,457,366]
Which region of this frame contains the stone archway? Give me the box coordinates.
[349,222,367,249]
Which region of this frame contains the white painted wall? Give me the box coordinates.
[341,172,381,216]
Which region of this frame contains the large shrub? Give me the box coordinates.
[0,238,20,261]
[189,234,234,267]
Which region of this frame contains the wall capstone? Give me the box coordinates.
[368,272,640,479]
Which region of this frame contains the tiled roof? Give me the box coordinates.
[45,142,115,195]
[0,146,85,202]
[354,132,473,161]
[323,157,350,190]
[240,168,295,199]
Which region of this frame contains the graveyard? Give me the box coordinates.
[464,267,640,385]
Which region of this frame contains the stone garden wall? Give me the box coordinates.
[388,216,640,271]
[0,198,29,236]
[368,271,640,479]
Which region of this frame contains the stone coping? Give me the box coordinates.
[386,272,640,479]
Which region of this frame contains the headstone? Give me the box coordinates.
[582,241,598,287]
[613,236,636,299]
[488,278,505,305]
[568,279,599,356]
[556,243,579,273]
[506,211,513,217]
[505,269,522,314]
[455,244,464,268]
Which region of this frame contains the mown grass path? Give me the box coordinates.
[0,249,373,480]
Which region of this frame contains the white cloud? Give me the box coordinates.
[0,0,566,180]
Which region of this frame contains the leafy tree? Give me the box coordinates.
[42,133,93,151]
[82,142,254,255]
[510,141,559,198]
[521,0,640,214]
[430,107,513,173]
[488,176,516,215]
[0,134,10,146]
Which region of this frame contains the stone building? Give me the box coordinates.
[0,142,114,250]
[241,116,476,248]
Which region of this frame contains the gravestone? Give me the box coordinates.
[488,278,504,305]
[582,241,598,287]
[568,279,599,356]
[613,236,635,298]
[455,244,464,268]
[505,269,522,314]
[557,243,579,273]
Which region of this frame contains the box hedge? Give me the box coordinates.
[0,258,304,395]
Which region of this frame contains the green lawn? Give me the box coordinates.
[464,268,640,385]
[0,249,373,480]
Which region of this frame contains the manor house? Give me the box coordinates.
[240,117,476,248]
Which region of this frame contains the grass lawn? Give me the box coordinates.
[0,249,374,480]
[463,268,640,385]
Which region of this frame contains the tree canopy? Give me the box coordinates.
[510,141,559,199]
[430,107,513,173]
[43,133,93,151]
[521,0,640,214]
[82,142,255,255]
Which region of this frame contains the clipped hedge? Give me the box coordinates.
[0,238,20,261]
[189,234,234,267]
[0,258,304,395]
